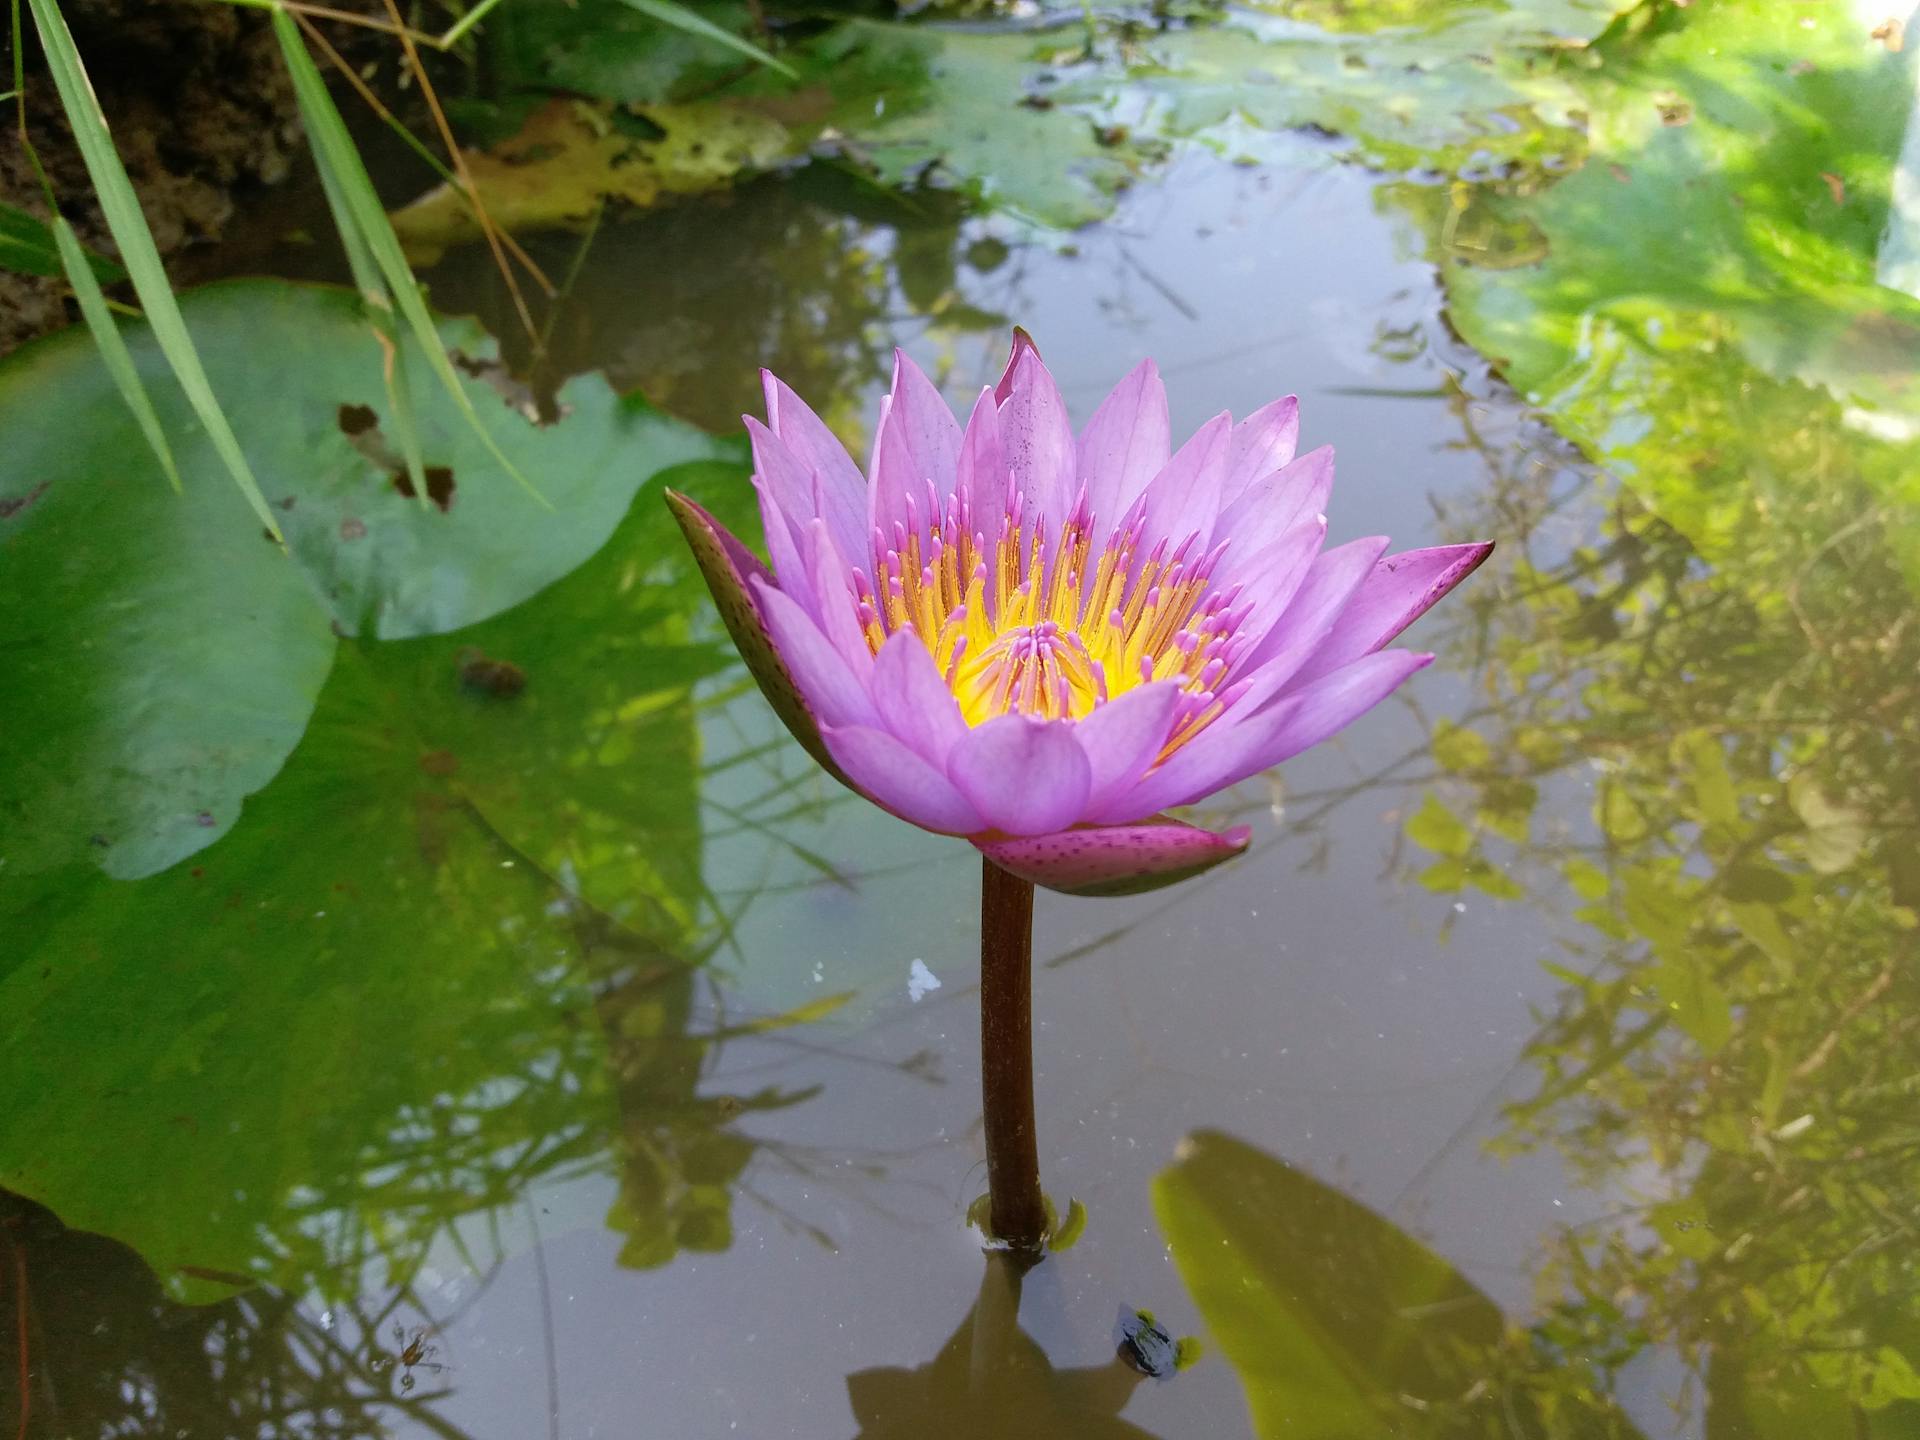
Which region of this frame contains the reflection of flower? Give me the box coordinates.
[670,333,1490,895]
[846,1255,1155,1439]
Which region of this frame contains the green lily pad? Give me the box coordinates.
[1439,0,1920,570]
[815,23,1148,228]
[0,464,797,1304]
[1097,0,1635,177]
[0,279,730,880]
[1155,1130,1644,1437]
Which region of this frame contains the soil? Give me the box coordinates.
[0,0,376,356]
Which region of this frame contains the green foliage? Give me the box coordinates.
[25,0,280,536]
[1443,0,1920,570]
[0,280,731,880]
[0,460,807,1303]
[0,199,121,280]
[1154,1130,1643,1436]
[793,23,1151,228]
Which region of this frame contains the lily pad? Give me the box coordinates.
[1155,1130,1643,1437]
[0,279,730,879]
[0,464,799,1303]
[1438,0,1920,569]
[1102,0,1635,177]
[390,99,792,266]
[801,22,1149,228]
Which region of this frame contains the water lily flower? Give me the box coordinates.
[668,333,1491,898]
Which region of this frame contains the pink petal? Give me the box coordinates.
[996,347,1077,541]
[974,817,1251,897]
[761,370,868,568]
[1114,649,1431,816]
[801,517,873,673]
[1071,682,1182,816]
[870,629,968,767]
[1077,358,1170,528]
[954,386,1004,530]
[1219,395,1300,511]
[1232,535,1390,683]
[1132,411,1232,557]
[822,723,985,835]
[1213,514,1327,684]
[948,713,1092,837]
[664,490,843,782]
[1287,542,1495,688]
[867,392,911,557]
[745,418,820,615]
[751,577,878,730]
[992,327,1042,405]
[887,350,963,502]
[1213,445,1335,578]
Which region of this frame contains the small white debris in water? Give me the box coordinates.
[1452,902,1467,913]
[908,958,941,1002]
[319,1309,334,1331]
[811,962,824,984]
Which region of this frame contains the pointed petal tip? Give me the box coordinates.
[995,327,1044,404]
[974,816,1251,898]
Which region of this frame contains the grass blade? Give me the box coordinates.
[52,215,179,491]
[2,199,122,279]
[26,0,282,539]
[273,8,549,507]
[436,0,510,49]
[308,133,430,512]
[611,0,796,77]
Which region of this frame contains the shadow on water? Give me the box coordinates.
[1,1189,468,1440]
[846,1253,1157,1439]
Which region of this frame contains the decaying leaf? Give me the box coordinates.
[389,99,792,265]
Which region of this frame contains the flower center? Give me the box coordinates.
[851,486,1247,744]
[951,620,1102,725]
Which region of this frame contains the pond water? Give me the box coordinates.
[4,1,1920,1437]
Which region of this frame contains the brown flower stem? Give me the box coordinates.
[980,856,1046,1251]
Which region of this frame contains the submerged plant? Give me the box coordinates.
[668,332,1489,1247]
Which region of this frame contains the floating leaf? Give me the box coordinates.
[0,468,800,1302]
[389,98,790,265]
[0,280,731,879]
[1154,1130,1645,1437]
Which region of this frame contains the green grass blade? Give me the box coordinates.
[25,0,282,540]
[2,199,123,280]
[385,337,431,512]
[438,0,511,49]
[612,0,796,78]
[273,10,550,508]
[311,145,387,310]
[53,215,180,492]
[308,116,430,512]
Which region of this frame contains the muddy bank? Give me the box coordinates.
[1,1,352,356]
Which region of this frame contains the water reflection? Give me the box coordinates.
[422,168,1006,431]
[1155,1130,1640,1438]
[1,1189,467,1440]
[846,1253,1157,1439]
[1376,348,1920,1430]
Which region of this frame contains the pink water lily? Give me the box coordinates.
[667,332,1491,897]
